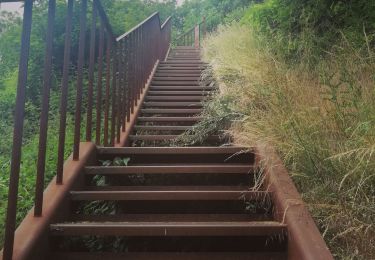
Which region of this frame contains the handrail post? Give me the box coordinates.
[34,0,56,217]
[73,0,87,160]
[3,1,33,259]
[194,25,200,48]
[86,3,97,142]
[57,0,74,184]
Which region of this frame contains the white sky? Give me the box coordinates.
[0,2,23,13]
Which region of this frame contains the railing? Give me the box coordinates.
[2,0,171,259]
[175,17,206,47]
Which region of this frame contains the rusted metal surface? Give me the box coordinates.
[73,0,87,160]
[85,3,97,142]
[34,0,56,217]
[115,60,160,147]
[3,1,33,259]
[50,221,287,236]
[49,252,287,260]
[95,21,105,145]
[2,0,172,258]
[255,145,333,260]
[56,0,74,185]
[2,143,96,260]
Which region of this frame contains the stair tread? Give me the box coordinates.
[97,146,252,154]
[49,252,287,260]
[137,117,203,122]
[50,221,286,236]
[69,190,268,201]
[134,125,194,130]
[70,213,269,222]
[85,165,255,174]
[147,91,207,95]
[82,186,254,191]
[141,109,203,113]
[145,96,206,100]
[143,102,203,107]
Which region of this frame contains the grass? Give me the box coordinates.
[201,23,375,259]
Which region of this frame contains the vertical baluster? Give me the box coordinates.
[95,20,105,145]
[122,40,129,129]
[34,0,56,217]
[138,28,142,99]
[86,3,97,141]
[135,29,139,104]
[57,0,74,184]
[116,42,123,143]
[126,37,131,122]
[133,31,137,107]
[118,40,126,134]
[130,32,135,114]
[3,1,33,259]
[142,27,145,89]
[73,0,87,160]
[104,34,111,146]
[139,28,143,95]
[110,42,117,146]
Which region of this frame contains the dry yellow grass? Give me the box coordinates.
[202,23,375,259]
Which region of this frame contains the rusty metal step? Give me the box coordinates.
[50,221,287,236]
[129,135,183,141]
[69,190,268,201]
[143,102,203,107]
[153,77,202,81]
[154,73,202,77]
[160,61,208,65]
[97,146,253,155]
[84,165,254,175]
[167,58,201,61]
[145,96,205,101]
[149,86,213,91]
[158,65,207,69]
[133,125,193,131]
[70,213,268,222]
[140,109,202,114]
[129,135,222,142]
[137,117,203,122]
[147,91,209,96]
[156,67,205,71]
[96,147,254,165]
[49,252,287,260]
[151,81,204,86]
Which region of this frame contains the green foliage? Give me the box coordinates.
[242,0,375,64]
[102,0,176,35]
[174,0,252,34]
[100,157,131,167]
[203,23,375,259]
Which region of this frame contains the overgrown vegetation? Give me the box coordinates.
[202,22,375,259]
[2,0,374,257]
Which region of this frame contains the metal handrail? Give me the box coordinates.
[175,17,206,46]
[2,1,172,259]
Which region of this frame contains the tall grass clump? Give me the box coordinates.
[202,23,375,259]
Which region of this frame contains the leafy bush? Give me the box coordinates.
[202,23,375,259]
[242,0,375,65]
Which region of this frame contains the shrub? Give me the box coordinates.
[202,23,375,259]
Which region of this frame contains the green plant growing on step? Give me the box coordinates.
[175,93,243,146]
[100,157,131,167]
